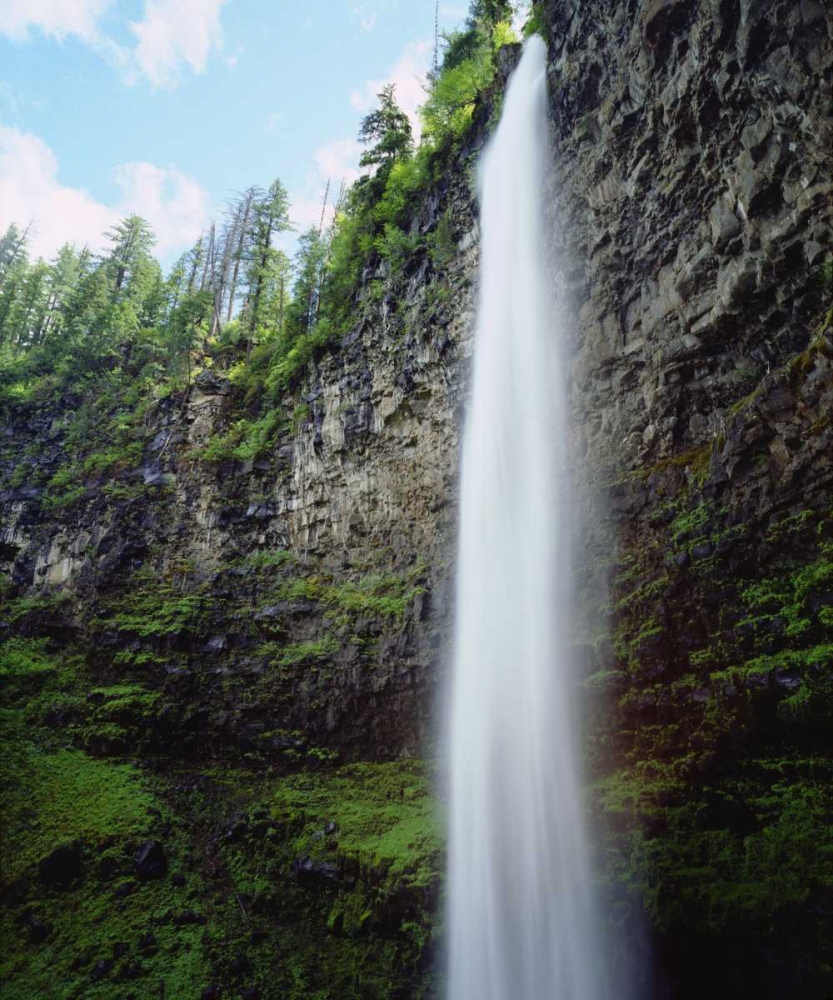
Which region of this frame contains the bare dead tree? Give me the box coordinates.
[226,187,259,322]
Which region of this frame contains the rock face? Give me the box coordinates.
[1,3,831,998]
[543,0,831,468]
[0,164,480,762]
[539,1,833,995]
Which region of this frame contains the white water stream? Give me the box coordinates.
[447,36,605,1000]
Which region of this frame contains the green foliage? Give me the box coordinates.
[270,760,441,886]
[358,83,414,175]
[0,743,156,886]
[374,223,422,269]
[595,756,833,935]
[97,585,207,639]
[0,638,57,705]
[199,409,283,463]
[244,549,294,570]
[277,635,340,667]
[275,570,425,624]
[421,42,493,144]
[427,211,458,268]
[522,2,548,39]
[0,0,503,421]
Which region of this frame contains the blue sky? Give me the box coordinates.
[0,0,479,265]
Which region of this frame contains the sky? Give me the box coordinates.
[0,0,480,266]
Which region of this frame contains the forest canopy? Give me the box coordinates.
[0,3,530,404]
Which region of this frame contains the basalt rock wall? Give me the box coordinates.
[541,1,833,996]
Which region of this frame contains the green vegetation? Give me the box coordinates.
[593,493,833,986]
[274,570,426,624]
[0,592,440,999]
[0,2,518,490]
[96,587,207,639]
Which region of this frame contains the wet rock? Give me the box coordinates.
[133,841,167,881]
[224,820,249,844]
[232,952,253,977]
[22,913,51,943]
[194,370,232,395]
[137,932,158,954]
[118,959,142,981]
[293,855,340,887]
[39,841,83,888]
[91,959,114,982]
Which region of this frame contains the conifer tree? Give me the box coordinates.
[358,84,414,174]
[102,215,156,300]
[244,179,291,336]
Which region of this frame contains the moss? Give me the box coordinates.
[594,490,833,986]
[0,740,209,999]
[200,761,441,999]
[277,635,340,667]
[95,585,207,639]
[634,439,721,486]
[596,755,833,938]
[282,570,426,623]
[0,744,156,886]
[277,762,441,885]
[195,407,289,465]
[244,548,294,570]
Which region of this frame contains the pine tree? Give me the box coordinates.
[244,179,292,337]
[358,84,414,173]
[286,228,327,340]
[0,224,30,283]
[102,215,156,300]
[36,244,81,344]
[225,188,259,322]
[467,0,514,28]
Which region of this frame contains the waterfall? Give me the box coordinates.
[447,36,605,1000]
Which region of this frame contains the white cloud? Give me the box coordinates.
[129,0,227,89]
[0,0,230,89]
[287,139,363,237]
[288,195,332,236]
[112,162,211,257]
[0,125,210,261]
[314,139,364,187]
[0,0,112,44]
[350,39,431,139]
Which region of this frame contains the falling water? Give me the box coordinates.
[447,36,605,1000]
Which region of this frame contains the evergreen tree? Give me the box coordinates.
[0,224,29,282]
[102,215,156,300]
[286,228,327,340]
[467,0,514,27]
[244,179,292,336]
[358,84,414,174]
[225,187,259,322]
[7,261,49,347]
